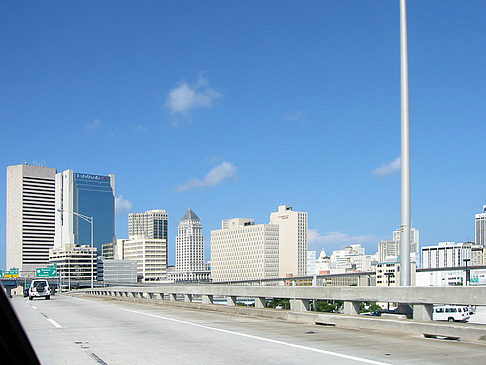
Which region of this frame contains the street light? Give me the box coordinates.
[464,258,471,286]
[57,209,95,288]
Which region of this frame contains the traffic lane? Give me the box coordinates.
[11,295,486,365]
[10,296,97,364]
[13,296,392,365]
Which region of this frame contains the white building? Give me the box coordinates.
[129,209,168,240]
[315,250,331,274]
[306,250,316,276]
[475,205,486,246]
[416,268,486,287]
[269,205,308,277]
[176,208,205,272]
[7,164,57,273]
[421,242,473,269]
[378,227,419,263]
[210,218,279,282]
[330,244,368,271]
[123,238,167,281]
[49,243,97,282]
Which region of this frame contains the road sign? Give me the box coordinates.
[4,269,19,278]
[36,267,57,278]
[0,270,3,278]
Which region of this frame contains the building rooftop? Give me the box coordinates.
[180,208,200,222]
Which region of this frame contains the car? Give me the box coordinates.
[28,280,51,300]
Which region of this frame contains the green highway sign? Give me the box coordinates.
[36,267,57,278]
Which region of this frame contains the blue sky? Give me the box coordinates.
[1,1,485,269]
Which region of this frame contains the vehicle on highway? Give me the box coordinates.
[28,280,51,300]
[433,305,470,322]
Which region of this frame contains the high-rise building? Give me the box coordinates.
[269,205,308,277]
[123,238,167,281]
[176,208,205,272]
[210,218,279,282]
[475,205,486,246]
[54,170,115,252]
[6,164,57,273]
[129,209,168,240]
[378,228,419,263]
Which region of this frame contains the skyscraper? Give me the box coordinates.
[54,170,115,252]
[6,164,57,273]
[475,205,486,246]
[176,208,204,272]
[269,205,308,277]
[128,209,168,240]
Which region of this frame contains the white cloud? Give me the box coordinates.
[284,110,305,121]
[372,157,401,177]
[115,195,132,216]
[308,229,376,250]
[166,76,221,115]
[86,119,101,132]
[177,161,237,191]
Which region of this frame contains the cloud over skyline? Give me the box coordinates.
[308,229,377,251]
[166,76,221,116]
[115,195,132,216]
[372,157,401,177]
[177,161,237,191]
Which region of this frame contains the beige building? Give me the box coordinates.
[6,164,57,273]
[269,205,308,277]
[123,238,167,281]
[210,218,279,282]
[376,262,416,286]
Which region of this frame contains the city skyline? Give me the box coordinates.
[2,2,486,269]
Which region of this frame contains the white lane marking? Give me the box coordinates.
[32,306,37,310]
[120,308,390,365]
[46,318,62,328]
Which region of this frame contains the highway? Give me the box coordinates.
[10,295,486,365]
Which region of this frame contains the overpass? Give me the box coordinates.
[82,284,486,343]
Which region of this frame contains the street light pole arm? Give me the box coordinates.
[57,208,93,223]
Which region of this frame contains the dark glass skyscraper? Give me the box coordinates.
[55,170,115,253]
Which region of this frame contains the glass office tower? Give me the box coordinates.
[55,170,115,252]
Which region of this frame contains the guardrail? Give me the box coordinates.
[83,285,486,322]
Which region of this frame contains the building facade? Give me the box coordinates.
[6,164,57,273]
[123,238,167,281]
[49,243,97,282]
[421,242,475,269]
[97,257,137,283]
[128,209,168,240]
[475,205,486,246]
[376,262,416,286]
[210,218,279,282]
[378,227,419,263]
[176,208,205,272]
[55,170,115,252]
[269,205,308,277]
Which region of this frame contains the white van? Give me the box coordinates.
[433,305,470,322]
[28,280,51,300]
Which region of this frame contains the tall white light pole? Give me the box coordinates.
[57,209,95,288]
[400,0,411,286]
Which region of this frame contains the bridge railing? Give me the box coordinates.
[82,285,486,322]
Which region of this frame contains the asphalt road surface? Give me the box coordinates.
[10,295,486,365]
